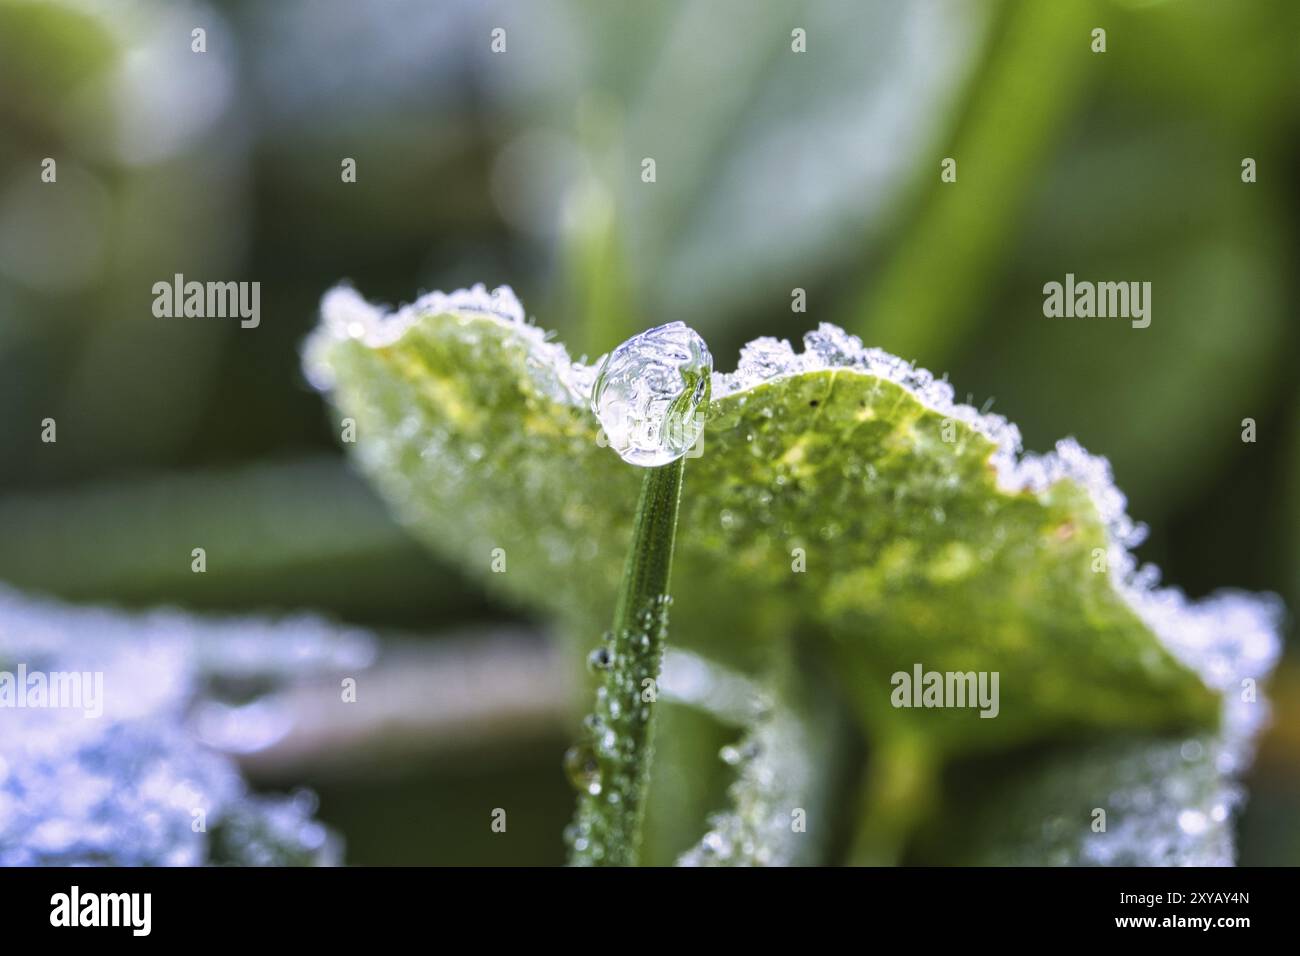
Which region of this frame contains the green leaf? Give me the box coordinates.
[672,641,850,867]
[953,734,1239,866]
[304,285,1280,861]
[540,0,987,345]
[876,591,1282,866]
[847,0,1096,361]
[0,458,475,623]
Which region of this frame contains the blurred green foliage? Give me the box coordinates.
[1,0,1297,864]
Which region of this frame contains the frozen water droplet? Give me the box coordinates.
[563,744,602,796]
[586,646,613,672]
[803,323,862,365]
[591,322,711,467]
[732,337,798,387]
[719,745,743,766]
[702,831,725,853]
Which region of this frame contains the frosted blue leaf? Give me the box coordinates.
[0,586,370,866]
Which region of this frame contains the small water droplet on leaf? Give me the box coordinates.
[564,744,602,796]
[587,646,613,672]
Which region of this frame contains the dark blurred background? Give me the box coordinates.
[1,0,1296,864]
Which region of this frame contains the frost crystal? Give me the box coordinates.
[671,658,833,868]
[305,283,593,403]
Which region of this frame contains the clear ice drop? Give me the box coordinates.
[591,321,712,467]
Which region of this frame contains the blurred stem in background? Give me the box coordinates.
[560,95,635,359]
[849,730,938,866]
[848,0,1094,365]
[561,178,632,361]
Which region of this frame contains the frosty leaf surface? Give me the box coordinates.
[0,586,369,865]
[671,645,846,867]
[304,285,1282,862]
[911,592,1281,865]
[302,286,1277,751]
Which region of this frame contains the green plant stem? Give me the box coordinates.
[848,730,937,865]
[568,456,685,866]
